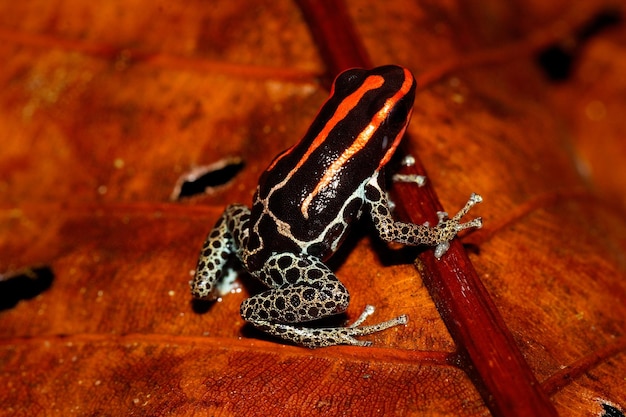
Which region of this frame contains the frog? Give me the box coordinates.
[191,65,482,348]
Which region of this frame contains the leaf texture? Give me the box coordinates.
[1,1,626,416]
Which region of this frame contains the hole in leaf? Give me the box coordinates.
[536,9,622,81]
[600,402,625,417]
[536,46,574,81]
[0,266,54,311]
[172,157,244,200]
[578,10,622,40]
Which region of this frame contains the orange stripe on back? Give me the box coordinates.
[266,74,385,173]
[301,68,414,218]
[376,68,415,169]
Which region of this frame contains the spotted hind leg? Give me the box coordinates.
[240,253,407,348]
[190,204,250,300]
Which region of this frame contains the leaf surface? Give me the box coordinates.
[1,1,626,416]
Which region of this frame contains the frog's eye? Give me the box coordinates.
[385,99,410,130]
[332,69,367,93]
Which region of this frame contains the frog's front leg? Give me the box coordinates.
[240,253,407,348]
[191,204,250,300]
[366,172,482,259]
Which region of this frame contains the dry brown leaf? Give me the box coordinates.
[1,1,626,416]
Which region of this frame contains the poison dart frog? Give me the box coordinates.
[191,65,482,348]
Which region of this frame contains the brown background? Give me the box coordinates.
[1,1,625,416]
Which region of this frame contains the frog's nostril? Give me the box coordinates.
[171,157,244,200]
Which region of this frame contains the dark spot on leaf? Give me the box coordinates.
[536,9,621,81]
[191,298,215,314]
[536,46,574,82]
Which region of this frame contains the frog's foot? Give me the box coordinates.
[252,306,408,349]
[392,173,426,186]
[433,193,483,259]
[391,155,426,185]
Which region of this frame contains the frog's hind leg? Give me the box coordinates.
[191,204,250,300]
[240,253,406,348]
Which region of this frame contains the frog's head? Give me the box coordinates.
[327,65,417,171]
[260,65,417,220]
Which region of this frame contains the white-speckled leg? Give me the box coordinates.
[366,173,482,259]
[240,253,407,348]
[391,173,426,186]
[191,204,250,300]
[254,313,408,348]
